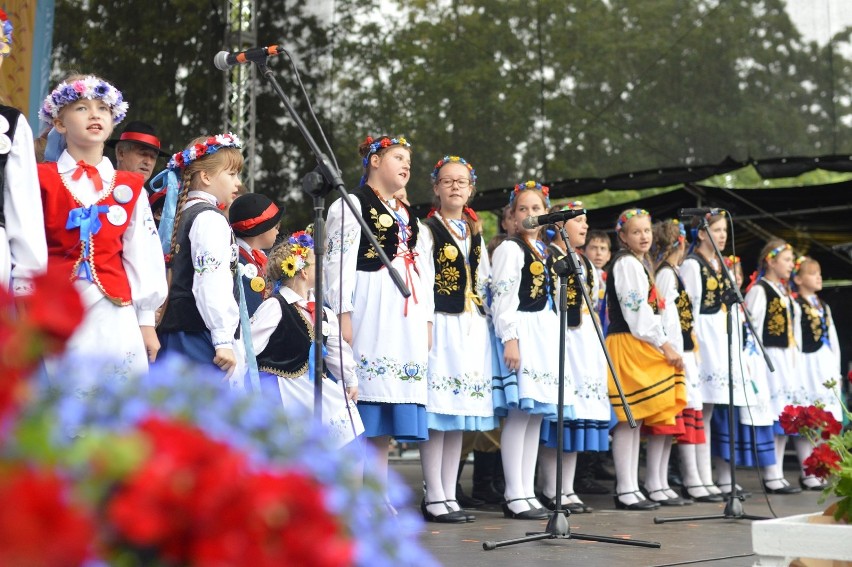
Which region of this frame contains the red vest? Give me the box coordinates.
[38,162,144,306]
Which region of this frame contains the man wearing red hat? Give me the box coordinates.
[107,121,170,183]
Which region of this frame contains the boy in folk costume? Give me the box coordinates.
[229,192,282,316]
[0,9,47,297]
[38,75,166,377]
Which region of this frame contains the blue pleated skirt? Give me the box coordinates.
[158,331,216,370]
[358,401,428,441]
[540,418,610,452]
[711,405,776,467]
[427,411,498,432]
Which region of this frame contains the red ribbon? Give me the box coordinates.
[231,202,279,232]
[251,249,268,274]
[71,161,103,192]
[120,131,161,149]
[464,206,479,222]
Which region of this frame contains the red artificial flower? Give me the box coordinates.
[803,443,842,479]
[0,465,95,567]
[195,143,207,156]
[379,138,391,148]
[364,136,373,144]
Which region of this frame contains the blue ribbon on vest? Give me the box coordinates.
[307,337,329,382]
[66,204,109,281]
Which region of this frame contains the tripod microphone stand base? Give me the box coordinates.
[483,509,662,550]
[654,492,768,524]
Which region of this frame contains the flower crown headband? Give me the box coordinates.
[0,9,12,56]
[280,231,315,279]
[765,242,792,261]
[39,76,128,125]
[793,255,808,276]
[510,180,550,207]
[431,155,477,185]
[167,133,243,171]
[615,208,650,232]
[360,135,410,185]
[724,255,741,269]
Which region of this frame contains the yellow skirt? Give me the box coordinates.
[606,333,687,426]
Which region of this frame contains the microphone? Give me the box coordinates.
[214,45,283,70]
[521,209,587,229]
[678,207,725,217]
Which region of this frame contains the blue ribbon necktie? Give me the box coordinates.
[307,340,329,382]
[66,204,109,281]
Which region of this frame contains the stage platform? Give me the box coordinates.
[391,457,827,567]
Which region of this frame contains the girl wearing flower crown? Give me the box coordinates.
[415,155,495,523]
[490,181,568,520]
[744,238,803,493]
[645,219,698,506]
[324,135,429,492]
[679,213,737,500]
[536,202,609,514]
[251,231,364,448]
[156,134,245,380]
[37,74,166,378]
[791,256,841,489]
[606,209,686,510]
[0,9,47,300]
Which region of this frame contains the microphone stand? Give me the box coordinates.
[483,225,659,551]
[250,56,411,421]
[655,212,774,524]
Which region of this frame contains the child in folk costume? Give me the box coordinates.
[679,213,736,500]
[156,134,245,381]
[714,255,775,495]
[250,232,364,448]
[791,256,842,490]
[648,220,698,506]
[744,239,803,494]
[229,193,282,316]
[606,209,686,510]
[416,155,496,523]
[324,135,429,490]
[584,229,612,333]
[537,202,610,514]
[0,10,47,297]
[491,181,571,520]
[38,75,166,378]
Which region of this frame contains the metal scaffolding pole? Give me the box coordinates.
[222,0,258,193]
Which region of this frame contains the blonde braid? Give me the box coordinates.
[167,171,192,263]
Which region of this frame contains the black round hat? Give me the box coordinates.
[106,121,171,157]
[229,193,283,237]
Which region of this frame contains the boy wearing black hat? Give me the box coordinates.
[229,193,283,315]
[107,121,170,183]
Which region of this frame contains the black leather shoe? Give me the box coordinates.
[421,499,467,523]
[763,479,802,494]
[501,498,550,520]
[445,499,476,522]
[799,476,827,491]
[647,489,690,506]
[613,492,660,510]
[681,485,724,503]
[718,483,753,498]
[541,493,588,513]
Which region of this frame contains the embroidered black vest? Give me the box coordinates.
[548,250,595,328]
[237,252,264,317]
[257,296,327,377]
[508,237,551,312]
[657,263,695,352]
[796,296,829,354]
[158,203,239,336]
[606,250,659,335]
[686,253,727,314]
[423,215,483,315]
[354,185,419,272]
[0,106,21,229]
[758,280,790,348]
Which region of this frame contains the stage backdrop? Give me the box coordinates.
[0,0,54,133]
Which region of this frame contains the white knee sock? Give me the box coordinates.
[678,443,703,488]
[419,431,447,512]
[523,413,544,504]
[562,451,578,499]
[442,431,464,503]
[696,403,715,486]
[538,445,557,499]
[612,421,640,503]
[645,434,666,493]
[501,409,531,509]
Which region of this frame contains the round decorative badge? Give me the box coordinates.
[321,320,330,337]
[0,114,9,134]
[242,263,258,279]
[706,277,719,291]
[250,276,266,292]
[106,205,128,226]
[443,244,459,261]
[0,134,11,155]
[530,261,545,275]
[113,184,134,204]
[378,213,394,228]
